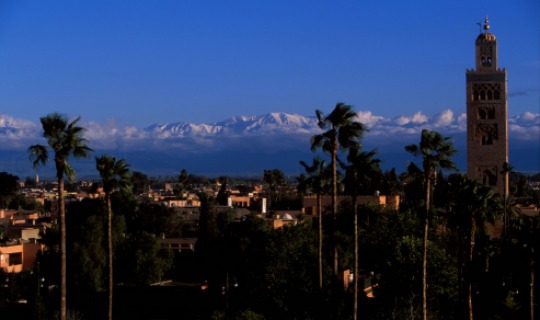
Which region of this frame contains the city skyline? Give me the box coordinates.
[1,1,539,127]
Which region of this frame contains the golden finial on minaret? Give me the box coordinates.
[484,16,490,32]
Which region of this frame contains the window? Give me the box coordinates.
[481,55,493,67]
[479,108,487,119]
[478,107,496,120]
[482,170,497,186]
[472,84,502,101]
[8,253,22,266]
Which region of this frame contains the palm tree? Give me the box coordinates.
[299,157,331,290]
[510,214,539,320]
[342,148,381,320]
[263,169,286,209]
[96,155,131,320]
[405,129,457,320]
[455,179,497,320]
[28,113,92,320]
[499,162,513,239]
[311,102,366,278]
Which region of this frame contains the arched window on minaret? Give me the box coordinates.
[482,169,497,186]
[479,108,487,119]
[482,135,493,145]
[487,108,495,119]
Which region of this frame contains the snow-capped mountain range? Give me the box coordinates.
[1,110,538,142]
[145,112,318,137]
[0,110,538,177]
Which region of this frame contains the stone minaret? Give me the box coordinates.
[466,17,509,196]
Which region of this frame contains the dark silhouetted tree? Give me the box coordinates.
[96,155,131,320]
[311,102,366,278]
[28,113,92,320]
[405,129,457,320]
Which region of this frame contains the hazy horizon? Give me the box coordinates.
[1,108,538,179]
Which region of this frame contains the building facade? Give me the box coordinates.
[466,17,509,196]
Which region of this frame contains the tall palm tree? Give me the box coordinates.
[511,214,539,320]
[446,173,469,310]
[96,155,131,320]
[28,113,92,320]
[455,179,497,320]
[342,148,381,320]
[405,129,457,320]
[299,157,331,290]
[499,162,513,239]
[311,102,366,278]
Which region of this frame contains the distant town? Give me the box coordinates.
[1,162,539,319]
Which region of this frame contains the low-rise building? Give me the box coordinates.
[0,239,42,273]
[268,212,299,229]
[228,195,250,208]
[0,209,47,273]
[161,237,197,253]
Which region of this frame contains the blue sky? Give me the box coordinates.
[1,0,539,127]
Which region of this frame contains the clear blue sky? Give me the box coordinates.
[1,0,538,127]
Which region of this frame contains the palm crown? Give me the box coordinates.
[405,129,457,180]
[29,113,93,179]
[96,155,132,195]
[311,102,365,155]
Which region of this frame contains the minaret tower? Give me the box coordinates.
[466,17,508,196]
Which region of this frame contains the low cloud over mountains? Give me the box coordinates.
[0,110,538,177]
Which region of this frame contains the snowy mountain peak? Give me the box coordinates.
[144,112,319,137]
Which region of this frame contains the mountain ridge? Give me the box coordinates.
[0,111,538,177]
[143,112,318,137]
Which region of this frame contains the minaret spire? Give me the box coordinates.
[483,16,490,32]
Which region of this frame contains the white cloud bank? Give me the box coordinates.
[1,109,538,152]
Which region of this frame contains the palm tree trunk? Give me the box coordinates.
[421,178,430,320]
[468,218,476,320]
[458,226,464,314]
[503,191,507,241]
[530,256,535,320]
[332,142,339,279]
[107,195,113,320]
[421,213,428,320]
[58,172,67,320]
[353,193,358,320]
[317,192,323,290]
